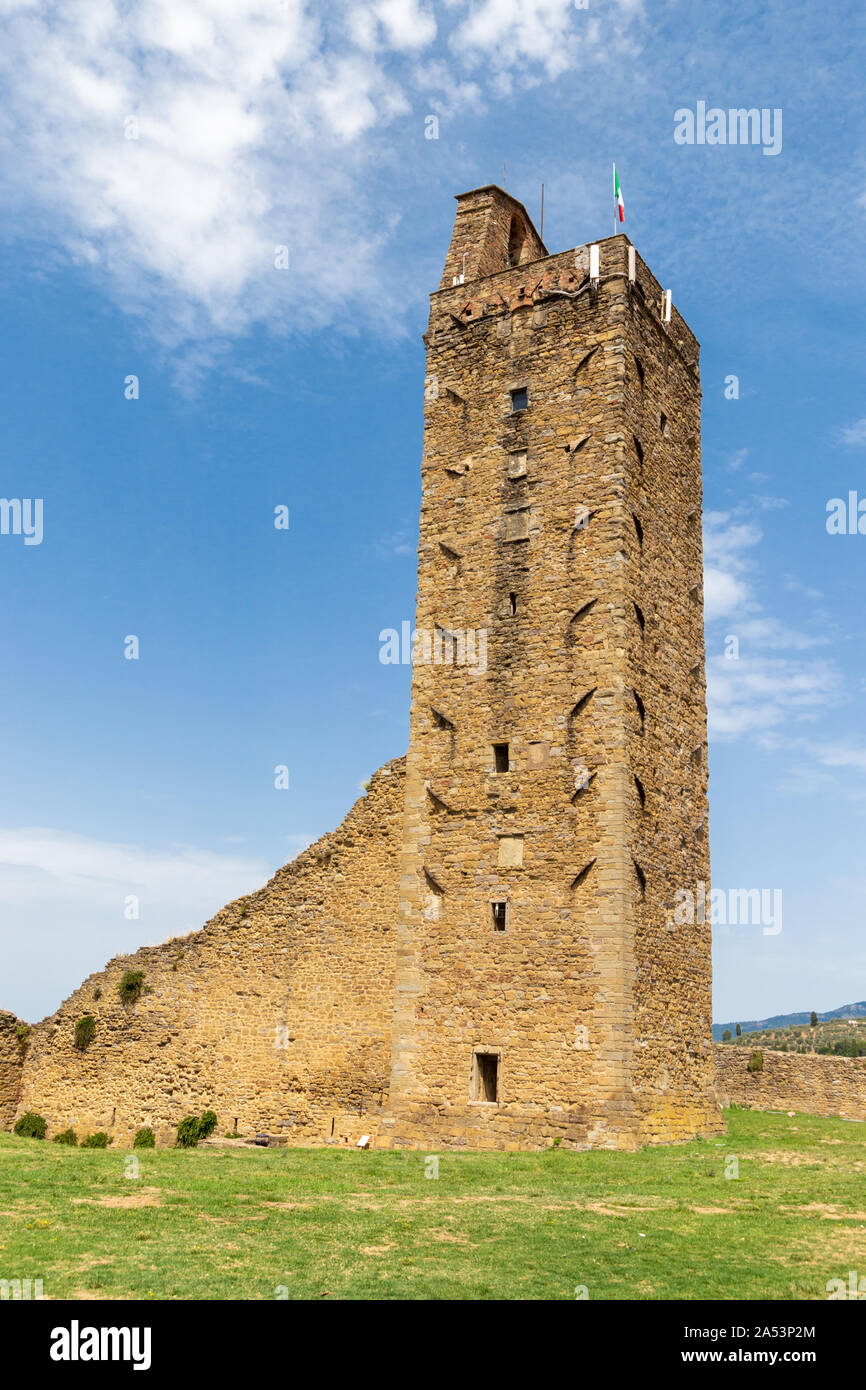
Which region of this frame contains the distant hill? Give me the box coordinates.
[712,1002,866,1042]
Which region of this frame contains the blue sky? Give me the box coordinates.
[1,0,865,1025]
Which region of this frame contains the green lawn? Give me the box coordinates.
[1,1108,864,1300]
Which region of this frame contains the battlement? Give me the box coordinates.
[434,207,699,379]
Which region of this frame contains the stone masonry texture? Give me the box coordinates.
[0,1012,26,1130]
[381,186,720,1151]
[8,189,856,1149]
[715,1045,866,1123]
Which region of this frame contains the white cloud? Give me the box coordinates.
[812,743,866,774]
[0,0,640,360]
[703,509,840,741]
[702,510,762,620]
[726,447,749,471]
[840,417,866,447]
[704,566,750,621]
[0,826,269,918]
[0,826,272,1019]
[707,652,842,741]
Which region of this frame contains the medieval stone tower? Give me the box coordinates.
[381,186,720,1150]
[6,186,722,1153]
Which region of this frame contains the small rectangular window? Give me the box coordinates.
[510,387,528,412]
[493,742,509,773]
[471,1051,499,1103]
[490,900,509,932]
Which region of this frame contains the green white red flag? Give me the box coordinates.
[613,163,625,223]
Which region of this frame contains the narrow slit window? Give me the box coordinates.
[490,900,509,932]
[510,387,528,412]
[493,742,509,773]
[633,858,647,899]
[660,411,669,436]
[633,690,646,730]
[509,592,517,616]
[471,1051,499,1103]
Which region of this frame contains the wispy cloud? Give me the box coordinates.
[0,0,640,360]
[0,826,272,1018]
[703,508,841,741]
[840,417,866,447]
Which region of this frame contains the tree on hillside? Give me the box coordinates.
[810,1011,818,1027]
[722,1029,732,1042]
[735,1023,742,1037]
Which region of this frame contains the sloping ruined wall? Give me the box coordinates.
[14,760,405,1147]
[0,1012,26,1129]
[714,1044,866,1123]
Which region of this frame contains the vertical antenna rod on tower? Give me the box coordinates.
[540,183,544,240]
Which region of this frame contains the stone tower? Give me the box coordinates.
[381,186,721,1150]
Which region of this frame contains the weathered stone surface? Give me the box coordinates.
[0,1012,25,1129]
[715,1045,866,1122]
[12,761,405,1148]
[381,186,720,1151]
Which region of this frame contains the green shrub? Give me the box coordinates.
[52,1128,78,1146]
[721,1029,732,1042]
[118,969,145,1004]
[198,1110,217,1140]
[747,1050,764,1073]
[82,1132,109,1148]
[176,1116,203,1148]
[15,1022,32,1055]
[93,987,102,1000]
[133,1127,155,1149]
[13,1112,47,1140]
[74,1014,96,1050]
[175,1110,218,1148]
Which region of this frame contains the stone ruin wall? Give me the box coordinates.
[11,760,405,1148]
[714,1044,866,1124]
[0,1012,25,1130]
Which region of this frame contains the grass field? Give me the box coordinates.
[1,1108,864,1300]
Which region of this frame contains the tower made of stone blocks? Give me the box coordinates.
[380,185,722,1151]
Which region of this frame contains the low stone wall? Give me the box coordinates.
[0,1012,26,1129]
[714,1044,866,1122]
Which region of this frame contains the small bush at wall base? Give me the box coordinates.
[199,1110,217,1140]
[176,1116,203,1148]
[747,1051,764,1074]
[74,1015,96,1050]
[118,969,145,1004]
[52,1128,78,1146]
[82,1132,109,1149]
[14,1112,47,1139]
[176,1111,218,1148]
[133,1128,155,1149]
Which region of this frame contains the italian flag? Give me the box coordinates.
[613,163,625,222]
